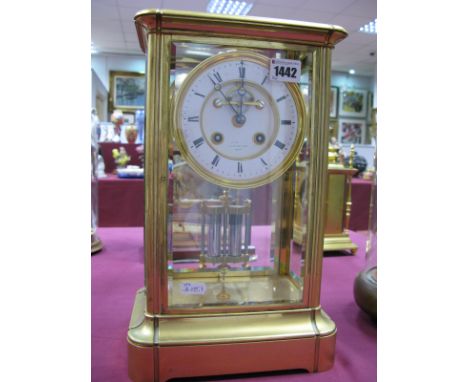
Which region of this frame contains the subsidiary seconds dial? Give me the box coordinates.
[174,51,305,188]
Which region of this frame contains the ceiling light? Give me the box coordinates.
[359,19,377,34]
[207,0,253,16]
[348,69,355,75]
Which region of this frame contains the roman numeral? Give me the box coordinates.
[237,162,243,173]
[213,71,222,83]
[276,95,288,102]
[274,140,286,150]
[193,137,204,148]
[260,158,268,166]
[193,92,205,98]
[281,120,292,125]
[212,155,220,167]
[239,65,245,79]
[208,75,217,85]
[187,116,199,122]
[261,75,268,85]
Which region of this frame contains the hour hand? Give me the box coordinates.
[208,75,239,117]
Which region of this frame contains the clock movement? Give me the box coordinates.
[127,9,347,382]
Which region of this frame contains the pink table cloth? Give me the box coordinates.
[92,228,376,382]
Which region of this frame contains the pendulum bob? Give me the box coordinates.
[200,194,254,269]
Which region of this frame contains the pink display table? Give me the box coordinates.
[349,178,374,231]
[97,175,144,227]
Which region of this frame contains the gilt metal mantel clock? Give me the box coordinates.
[128,9,347,382]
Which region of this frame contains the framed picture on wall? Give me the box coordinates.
[123,112,135,124]
[339,88,367,118]
[109,71,146,113]
[330,86,338,118]
[338,119,366,144]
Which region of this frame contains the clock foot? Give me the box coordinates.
[323,233,358,254]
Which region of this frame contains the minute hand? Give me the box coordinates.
[239,62,245,116]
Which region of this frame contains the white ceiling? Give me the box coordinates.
[92,0,377,76]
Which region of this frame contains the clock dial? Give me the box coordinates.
[174,51,305,188]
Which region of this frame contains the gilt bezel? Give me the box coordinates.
[173,50,306,189]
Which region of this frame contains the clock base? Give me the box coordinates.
[324,232,358,254]
[293,229,358,254]
[128,288,337,382]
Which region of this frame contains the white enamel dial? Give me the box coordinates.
[174,51,305,188]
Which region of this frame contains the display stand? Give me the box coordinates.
[294,147,358,254]
[323,147,358,254]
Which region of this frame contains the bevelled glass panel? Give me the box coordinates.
[166,41,316,310]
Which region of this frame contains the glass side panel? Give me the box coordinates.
[167,41,316,310]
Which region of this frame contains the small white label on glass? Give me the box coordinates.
[180,282,207,295]
[270,58,301,83]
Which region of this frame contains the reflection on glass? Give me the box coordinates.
[167,42,316,310]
